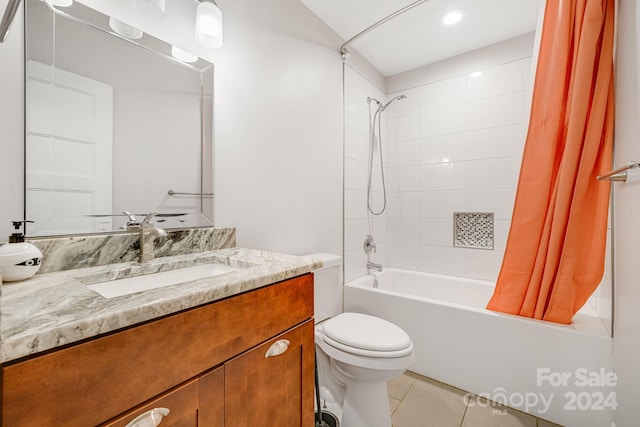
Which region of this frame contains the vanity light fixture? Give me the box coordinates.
[132,0,165,19]
[109,17,143,40]
[195,0,223,48]
[441,9,465,26]
[171,46,199,63]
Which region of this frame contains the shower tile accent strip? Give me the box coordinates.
[30,226,236,274]
[453,212,494,250]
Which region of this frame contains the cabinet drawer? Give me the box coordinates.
[101,379,200,427]
[101,367,224,427]
[1,274,313,426]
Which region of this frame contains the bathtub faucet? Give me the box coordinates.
[367,261,383,272]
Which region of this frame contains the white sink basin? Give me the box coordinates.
[86,263,241,299]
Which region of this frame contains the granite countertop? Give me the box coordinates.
[0,248,322,363]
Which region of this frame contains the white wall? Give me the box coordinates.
[612,1,640,425]
[211,0,347,256]
[0,0,24,242]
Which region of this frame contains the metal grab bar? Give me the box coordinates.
[167,190,214,196]
[597,161,639,182]
[339,0,430,60]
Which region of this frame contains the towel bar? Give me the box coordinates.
[597,161,639,182]
[168,190,214,196]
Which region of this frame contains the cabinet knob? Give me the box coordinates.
[125,407,170,427]
[264,339,290,358]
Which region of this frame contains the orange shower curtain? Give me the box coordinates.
[486,0,615,324]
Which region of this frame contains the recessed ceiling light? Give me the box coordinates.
[442,10,465,26]
[469,71,483,78]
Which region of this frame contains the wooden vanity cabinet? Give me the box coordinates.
[1,274,315,427]
[225,319,314,426]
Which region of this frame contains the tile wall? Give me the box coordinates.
[589,215,613,334]
[383,55,532,281]
[344,65,387,282]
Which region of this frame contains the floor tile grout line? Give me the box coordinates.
[389,371,562,427]
[459,392,471,427]
[390,374,417,417]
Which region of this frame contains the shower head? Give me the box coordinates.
[367,96,383,107]
[380,94,407,111]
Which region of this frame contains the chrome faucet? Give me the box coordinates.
[138,213,167,263]
[364,234,383,273]
[364,234,376,255]
[367,261,383,272]
[123,211,141,231]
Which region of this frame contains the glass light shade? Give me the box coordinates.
[195,1,223,48]
[109,17,143,40]
[172,46,198,63]
[48,0,73,7]
[132,0,165,19]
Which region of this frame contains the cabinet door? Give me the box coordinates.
[224,320,315,427]
[198,366,225,427]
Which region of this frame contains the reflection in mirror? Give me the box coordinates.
[25,0,214,237]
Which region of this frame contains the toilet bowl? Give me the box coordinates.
[308,254,415,427]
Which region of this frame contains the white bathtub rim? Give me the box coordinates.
[346,269,610,338]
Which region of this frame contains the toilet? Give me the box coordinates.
[309,254,415,427]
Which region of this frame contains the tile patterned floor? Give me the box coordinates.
[388,372,564,427]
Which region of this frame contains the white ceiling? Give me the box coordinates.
[299,0,542,77]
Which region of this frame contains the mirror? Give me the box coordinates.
[24,0,214,237]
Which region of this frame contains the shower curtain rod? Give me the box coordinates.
[0,0,21,43]
[339,0,430,60]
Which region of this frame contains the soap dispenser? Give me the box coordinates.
[0,221,43,282]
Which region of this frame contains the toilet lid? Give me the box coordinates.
[321,313,412,356]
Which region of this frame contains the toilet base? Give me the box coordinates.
[341,380,391,427]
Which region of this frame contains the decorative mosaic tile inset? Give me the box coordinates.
[453,212,494,250]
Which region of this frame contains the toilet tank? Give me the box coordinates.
[306,253,342,324]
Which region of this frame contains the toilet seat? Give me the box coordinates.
[321,313,413,358]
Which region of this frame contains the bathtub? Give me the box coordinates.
[344,268,613,427]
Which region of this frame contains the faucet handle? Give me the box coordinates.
[123,211,137,222]
[142,213,158,224]
[364,234,377,255]
[123,211,141,231]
